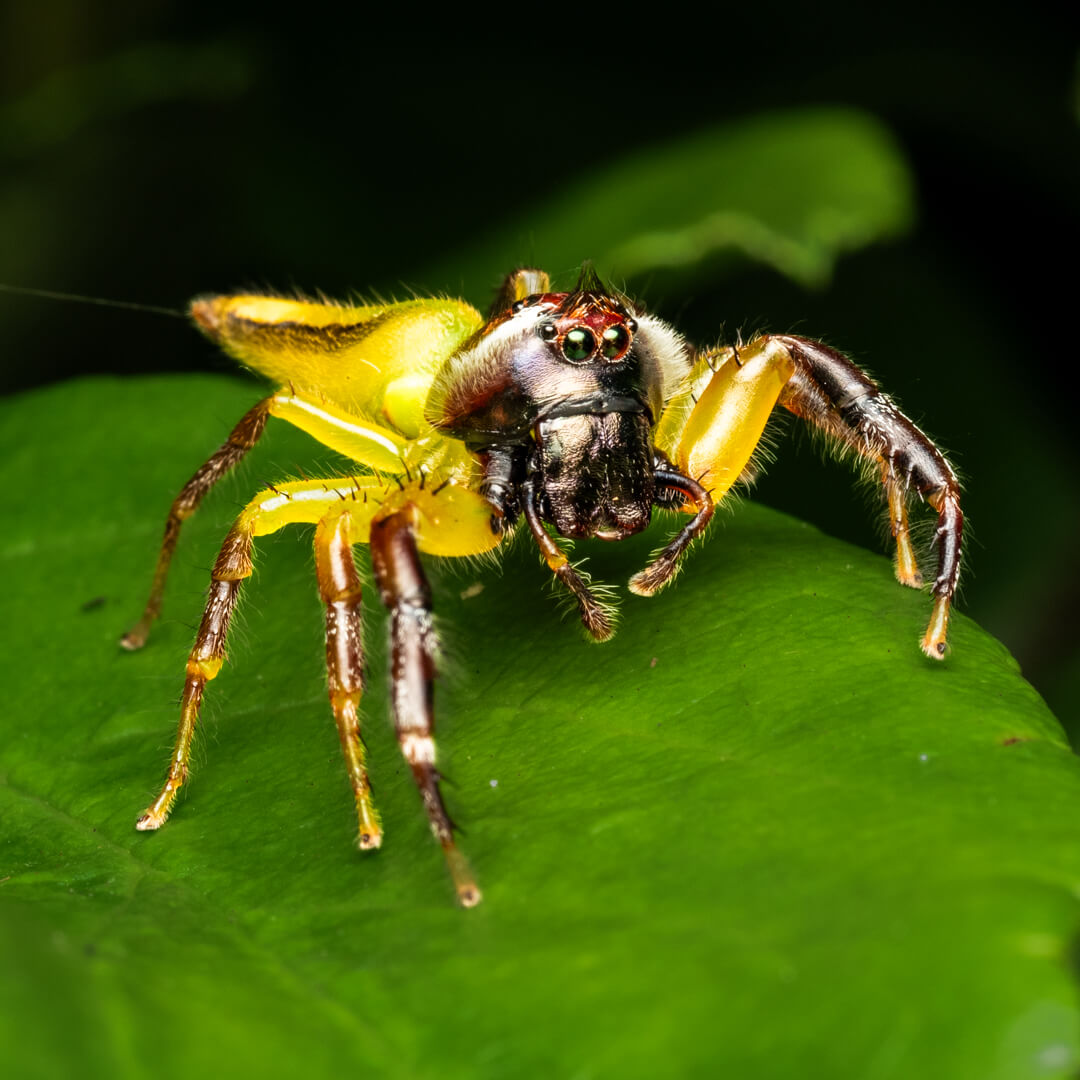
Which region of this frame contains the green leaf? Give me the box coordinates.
[424,107,914,301]
[2,375,1078,1080]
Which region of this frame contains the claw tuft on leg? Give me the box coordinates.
[120,624,151,651]
[920,594,951,660]
[135,797,171,831]
[895,566,924,589]
[628,561,677,597]
[445,844,483,907]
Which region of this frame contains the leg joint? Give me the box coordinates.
[212,525,254,580]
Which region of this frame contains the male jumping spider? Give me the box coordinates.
[122,265,963,906]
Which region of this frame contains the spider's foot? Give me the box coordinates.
[351,783,383,850]
[581,599,615,643]
[444,843,482,908]
[135,805,169,831]
[627,558,678,598]
[896,566,925,589]
[135,777,181,830]
[920,595,951,660]
[120,620,152,651]
[357,821,383,850]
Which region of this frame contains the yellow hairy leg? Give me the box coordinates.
[136,473,502,832]
[190,294,485,437]
[267,390,482,482]
[238,475,500,557]
[658,338,795,501]
[267,390,407,473]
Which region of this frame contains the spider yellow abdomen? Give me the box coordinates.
[190,293,483,437]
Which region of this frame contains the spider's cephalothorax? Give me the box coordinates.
[121,264,963,906]
[426,266,714,639]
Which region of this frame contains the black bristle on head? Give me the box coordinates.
[573,261,608,296]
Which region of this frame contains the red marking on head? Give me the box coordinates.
[550,291,634,363]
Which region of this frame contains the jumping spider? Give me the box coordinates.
[122,265,963,905]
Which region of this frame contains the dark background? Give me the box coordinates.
[1,5,1078,728]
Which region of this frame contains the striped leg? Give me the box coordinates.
[773,334,963,658]
[135,523,252,830]
[122,397,271,650]
[315,512,382,850]
[134,476,382,833]
[369,506,481,907]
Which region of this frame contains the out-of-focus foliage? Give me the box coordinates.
[424,108,912,296]
[0,39,254,159]
[2,376,1078,1080]
[1,12,1079,1078]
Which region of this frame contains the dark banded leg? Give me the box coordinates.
[315,512,381,850]
[628,469,715,597]
[369,507,481,906]
[522,480,615,642]
[121,397,271,650]
[136,523,253,830]
[773,334,963,658]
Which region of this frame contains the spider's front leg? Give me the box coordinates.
[770,334,962,658]
[316,511,381,849]
[121,397,272,650]
[134,480,387,835]
[644,336,796,594]
[657,331,963,657]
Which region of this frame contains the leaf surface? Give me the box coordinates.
[1,376,1078,1080]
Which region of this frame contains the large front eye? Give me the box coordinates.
[562,327,596,362]
[601,324,630,359]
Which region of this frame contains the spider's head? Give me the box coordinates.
[506,264,637,369]
[426,265,685,451]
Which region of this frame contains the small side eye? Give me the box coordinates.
[626,317,638,333]
[562,327,596,362]
[601,325,630,359]
[511,299,525,314]
[538,321,558,342]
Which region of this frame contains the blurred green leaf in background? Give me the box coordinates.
[2,9,1080,1079]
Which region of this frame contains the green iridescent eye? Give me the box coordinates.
[601,325,630,358]
[562,327,596,361]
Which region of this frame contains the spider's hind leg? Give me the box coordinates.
[121,397,271,650]
[135,476,390,834]
[316,511,381,850]
[135,519,254,830]
[369,505,482,907]
[772,334,963,658]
